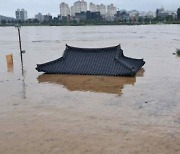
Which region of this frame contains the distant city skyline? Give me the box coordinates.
[0,0,180,17]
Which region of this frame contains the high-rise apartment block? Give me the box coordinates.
[44,13,52,22]
[71,6,75,16]
[60,1,117,19]
[89,3,106,16]
[73,0,87,14]
[107,4,116,17]
[15,9,28,21]
[60,2,70,17]
[177,7,180,20]
[35,13,44,22]
[89,2,96,12]
[156,7,169,18]
[97,4,106,16]
[15,9,21,20]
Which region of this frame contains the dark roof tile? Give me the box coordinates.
[36,44,145,77]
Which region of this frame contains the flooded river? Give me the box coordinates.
[0,25,180,154]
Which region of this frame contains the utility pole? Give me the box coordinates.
[15,24,25,68]
[15,24,26,96]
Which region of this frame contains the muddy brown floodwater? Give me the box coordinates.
[0,25,180,154]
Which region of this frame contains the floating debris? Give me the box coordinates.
[176,48,180,56]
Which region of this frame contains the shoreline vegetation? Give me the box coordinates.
[0,21,180,27]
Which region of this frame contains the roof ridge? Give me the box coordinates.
[115,58,135,76]
[66,44,120,51]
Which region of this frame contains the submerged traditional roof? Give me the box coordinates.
[36,44,145,76]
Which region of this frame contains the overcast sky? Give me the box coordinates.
[0,0,180,18]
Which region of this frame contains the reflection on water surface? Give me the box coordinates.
[38,74,135,95]
[7,62,14,72]
[37,69,144,95]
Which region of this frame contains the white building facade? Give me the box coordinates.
[97,4,106,16]
[35,13,44,22]
[73,0,87,15]
[60,2,70,16]
[15,9,27,21]
[107,4,116,17]
[89,2,96,12]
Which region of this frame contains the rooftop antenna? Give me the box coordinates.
[15,24,25,69]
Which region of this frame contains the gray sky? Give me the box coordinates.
[0,0,180,18]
